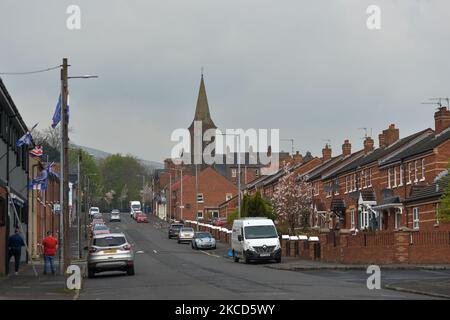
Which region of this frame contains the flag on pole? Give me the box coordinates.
[16,123,38,148]
[51,93,69,129]
[29,145,44,158]
[28,162,57,190]
[51,94,61,128]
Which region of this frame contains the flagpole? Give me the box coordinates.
[59,65,65,275]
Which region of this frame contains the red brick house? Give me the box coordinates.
[169,166,237,222]
[307,107,450,232]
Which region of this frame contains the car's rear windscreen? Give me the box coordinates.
[94,236,126,247]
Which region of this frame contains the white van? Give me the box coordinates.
[231,218,281,264]
[129,201,141,218]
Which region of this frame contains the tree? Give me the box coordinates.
[438,162,450,222]
[99,154,148,208]
[119,184,129,209]
[227,191,274,225]
[271,165,312,234]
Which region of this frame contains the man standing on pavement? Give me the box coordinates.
[42,231,58,275]
[8,228,25,275]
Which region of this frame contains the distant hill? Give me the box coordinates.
[71,144,164,171]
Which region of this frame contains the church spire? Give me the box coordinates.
[190,73,216,129]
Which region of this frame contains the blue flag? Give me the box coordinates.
[51,94,61,128]
[51,94,69,129]
[16,123,38,148]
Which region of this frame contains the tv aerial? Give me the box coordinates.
[422,97,449,109]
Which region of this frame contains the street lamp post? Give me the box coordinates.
[220,133,241,218]
[59,57,98,273]
[136,174,146,211]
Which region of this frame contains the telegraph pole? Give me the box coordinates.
[61,58,70,273]
[77,150,82,258]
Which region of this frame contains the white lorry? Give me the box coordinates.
[129,201,142,219]
[231,217,281,264]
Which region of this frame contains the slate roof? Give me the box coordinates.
[326,129,432,179]
[404,173,450,204]
[380,127,450,167]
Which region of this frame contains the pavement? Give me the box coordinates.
[0,215,87,300]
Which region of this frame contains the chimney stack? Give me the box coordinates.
[294,151,303,163]
[435,106,450,134]
[379,124,399,147]
[342,140,352,156]
[364,136,374,154]
[322,144,332,162]
[378,133,386,148]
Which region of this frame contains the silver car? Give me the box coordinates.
[87,233,134,278]
[191,232,216,250]
[177,227,195,243]
[110,210,121,222]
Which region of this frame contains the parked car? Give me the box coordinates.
[132,210,143,220]
[231,217,281,264]
[110,211,121,222]
[89,207,100,218]
[136,213,148,223]
[168,223,184,239]
[212,217,227,227]
[92,224,110,236]
[191,232,216,250]
[177,227,195,244]
[87,233,134,278]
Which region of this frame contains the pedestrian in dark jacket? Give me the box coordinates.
[8,228,25,275]
[42,231,58,275]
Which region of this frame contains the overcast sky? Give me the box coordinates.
[0,0,448,163]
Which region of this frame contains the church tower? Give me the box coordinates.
[188,74,217,164]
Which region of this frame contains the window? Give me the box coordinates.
[421,159,425,181]
[393,167,397,187]
[255,169,259,177]
[353,174,357,191]
[413,207,419,230]
[197,211,203,220]
[226,193,232,201]
[407,163,412,184]
[314,182,319,196]
[395,208,402,229]
[197,193,204,203]
[414,160,418,182]
[359,207,369,229]
[231,169,237,178]
[326,182,332,198]
[334,178,339,195]
[388,168,392,188]
[399,164,404,186]
[351,209,355,229]
[435,204,439,225]
[361,170,365,188]
[345,176,349,193]
[211,211,219,218]
[369,168,372,187]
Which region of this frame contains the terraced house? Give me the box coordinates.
[308,107,450,233]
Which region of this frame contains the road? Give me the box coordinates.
[79,214,434,300]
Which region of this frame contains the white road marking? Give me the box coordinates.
[153,250,158,254]
[136,250,145,254]
[200,250,220,258]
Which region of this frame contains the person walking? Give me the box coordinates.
[42,231,58,275]
[8,228,25,275]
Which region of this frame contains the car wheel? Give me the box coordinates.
[87,267,95,278]
[243,253,250,264]
[233,250,239,263]
[213,245,216,250]
[276,258,281,263]
[177,239,180,244]
[127,265,135,276]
